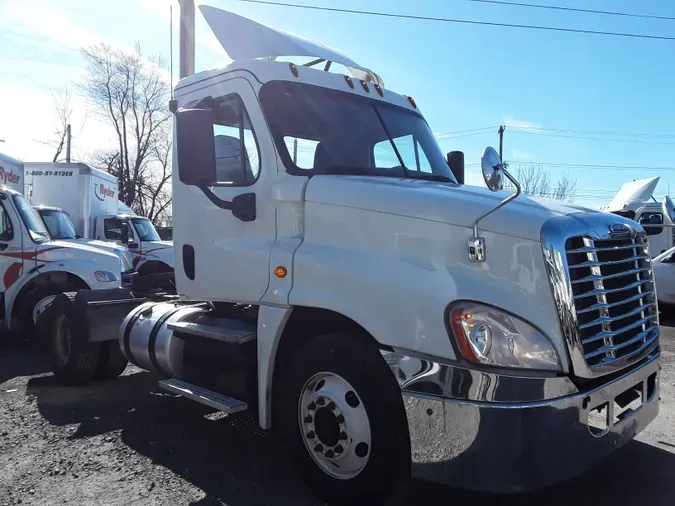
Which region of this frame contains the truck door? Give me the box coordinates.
[637,208,667,256]
[0,194,23,300]
[173,78,276,303]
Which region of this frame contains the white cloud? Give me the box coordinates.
[502,116,542,131]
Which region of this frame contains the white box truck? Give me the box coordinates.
[0,152,128,368]
[37,4,661,504]
[24,162,174,276]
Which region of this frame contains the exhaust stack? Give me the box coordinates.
[178,0,195,78]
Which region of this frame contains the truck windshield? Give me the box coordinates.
[258,80,456,183]
[38,209,77,240]
[131,218,160,242]
[13,195,50,243]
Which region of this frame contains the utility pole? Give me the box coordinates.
[498,125,505,160]
[65,124,71,163]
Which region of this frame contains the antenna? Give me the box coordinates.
[170,4,174,98]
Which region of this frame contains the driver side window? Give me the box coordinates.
[0,202,13,242]
[373,135,432,173]
[639,212,663,235]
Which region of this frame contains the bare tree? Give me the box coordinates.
[136,127,173,225]
[77,42,171,208]
[507,163,577,202]
[37,88,82,162]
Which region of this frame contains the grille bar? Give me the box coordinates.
[567,243,649,254]
[571,266,652,285]
[568,254,650,270]
[592,331,659,367]
[581,314,657,344]
[573,278,652,300]
[576,290,654,314]
[579,303,656,330]
[584,328,658,360]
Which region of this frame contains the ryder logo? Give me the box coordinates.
[0,166,21,187]
[94,183,115,201]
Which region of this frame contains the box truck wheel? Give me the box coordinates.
[38,293,101,385]
[276,332,411,505]
[94,341,128,381]
[19,283,80,342]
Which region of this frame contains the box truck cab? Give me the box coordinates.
[32,204,134,279]
[24,162,174,276]
[601,176,675,256]
[0,152,123,336]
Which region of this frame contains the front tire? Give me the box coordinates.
[19,283,79,344]
[276,332,411,505]
[38,293,101,385]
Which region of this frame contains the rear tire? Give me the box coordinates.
[38,293,101,385]
[94,341,128,381]
[275,332,411,505]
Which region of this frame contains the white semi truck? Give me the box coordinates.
[24,162,174,276]
[0,152,127,373]
[37,4,661,504]
[601,176,675,256]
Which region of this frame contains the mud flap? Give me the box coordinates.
[72,288,146,343]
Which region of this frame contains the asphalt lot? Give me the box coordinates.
[0,327,674,506]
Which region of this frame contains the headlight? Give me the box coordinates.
[449,302,561,371]
[94,270,119,282]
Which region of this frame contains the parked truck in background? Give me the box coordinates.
[600,176,675,256]
[37,4,661,504]
[0,151,126,371]
[24,162,174,276]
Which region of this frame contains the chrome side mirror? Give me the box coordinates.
[468,146,522,262]
[481,146,504,191]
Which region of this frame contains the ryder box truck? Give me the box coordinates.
[25,162,174,276]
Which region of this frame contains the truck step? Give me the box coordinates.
[158,379,248,414]
[168,321,255,344]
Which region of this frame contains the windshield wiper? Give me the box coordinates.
[408,173,455,183]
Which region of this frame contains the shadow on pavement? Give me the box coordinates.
[25,368,675,506]
[0,346,49,385]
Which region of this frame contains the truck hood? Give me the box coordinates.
[69,238,133,270]
[33,240,121,272]
[305,176,595,241]
[605,177,660,213]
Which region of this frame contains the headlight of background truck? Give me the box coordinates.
[449,302,561,371]
[94,270,119,283]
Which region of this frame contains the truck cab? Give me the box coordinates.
[33,204,135,280]
[601,176,675,256]
[93,213,173,275]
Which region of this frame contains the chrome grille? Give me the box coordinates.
[565,234,658,368]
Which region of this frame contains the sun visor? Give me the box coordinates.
[605,177,660,212]
[199,5,384,87]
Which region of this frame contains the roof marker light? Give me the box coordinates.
[289,62,299,77]
[360,80,369,93]
[407,96,417,108]
[345,75,354,88]
[374,84,383,97]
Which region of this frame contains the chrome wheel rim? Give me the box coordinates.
[298,372,371,480]
[53,314,71,367]
[33,295,57,324]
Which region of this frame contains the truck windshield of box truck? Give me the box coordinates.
[38,209,78,240]
[130,217,161,242]
[13,194,50,243]
[256,80,457,182]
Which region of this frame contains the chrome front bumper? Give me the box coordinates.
[382,350,660,493]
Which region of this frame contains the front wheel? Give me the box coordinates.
[276,332,411,505]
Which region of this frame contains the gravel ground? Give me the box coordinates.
[1,328,674,506]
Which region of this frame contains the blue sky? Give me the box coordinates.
[1,0,674,208]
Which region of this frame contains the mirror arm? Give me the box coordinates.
[471,166,521,238]
[199,186,256,222]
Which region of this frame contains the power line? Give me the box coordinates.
[464,0,675,22]
[231,0,675,42]
[468,160,675,172]
[510,126,675,139]
[509,129,675,145]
